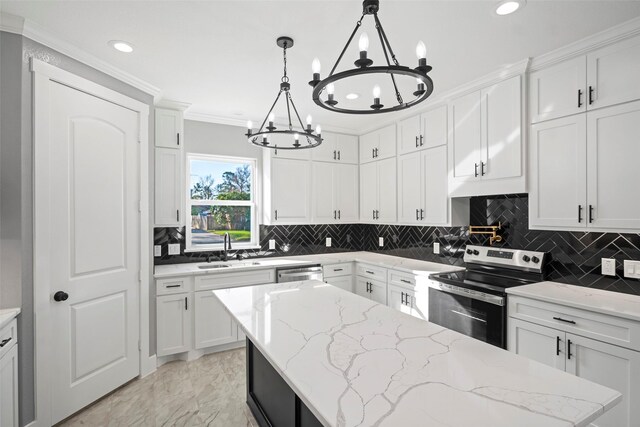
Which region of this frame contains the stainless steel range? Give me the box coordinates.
[428,245,549,349]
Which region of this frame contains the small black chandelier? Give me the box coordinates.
[246,37,322,150]
[309,0,433,114]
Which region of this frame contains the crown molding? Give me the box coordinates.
[155,99,191,111]
[530,15,640,71]
[1,12,163,101]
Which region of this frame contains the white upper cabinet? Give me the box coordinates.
[155,108,183,149]
[334,163,359,222]
[154,147,183,226]
[398,105,447,156]
[312,132,359,164]
[449,90,482,183]
[269,157,311,224]
[359,162,378,222]
[398,115,422,155]
[311,162,358,223]
[360,157,396,223]
[397,151,422,224]
[359,124,396,163]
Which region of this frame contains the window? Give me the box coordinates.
[186,154,257,251]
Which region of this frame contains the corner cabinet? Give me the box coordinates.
[154,107,184,227]
[448,75,525,197]
[311,132,358,164]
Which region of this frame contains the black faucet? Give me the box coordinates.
[221,232,232,261]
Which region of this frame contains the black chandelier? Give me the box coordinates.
[246,37,322,150]
[308,0,433,114]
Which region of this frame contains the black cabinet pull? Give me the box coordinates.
[420,135,423,146]
[567,339,573,360]
[275,210,278,221]
[401,292,406,305]
[177,133,180,146]
[372,210,376,220]
[166,284,181,288]
[376,210,379,220]
[416,209,419,220]
[338,151,341,160]
[400,279,411,284]
[176,209,180,222]
[334,210,337,220]
[372,148,375,158]
[481,162,486,176]
[0,337,12,348]
[588,86,594,105]
[553,316,576,325]
[415,136,419,147]
[333,268,343,272]
[338,210,341,219]
[578,89,583,108]
[578,205,582,223]
[333,150,337,160]
[556,336,561,356]
[420,209,424,220]
[375,148,379,158]
[365,270,374,275]
[588,205,594,223]
[474,163,479,177]
[185,296,188,310]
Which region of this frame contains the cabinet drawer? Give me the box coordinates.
[356,263,387,281]
[156,277,192,295]
[388,270,418,289]
[195,269,276,291]
[0,318,17,360]
[509,296,640,351]
[323,262,353,278]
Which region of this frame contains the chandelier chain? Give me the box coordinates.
[374,13,403,104]
[287,92,311,144]
[282,44,289,83]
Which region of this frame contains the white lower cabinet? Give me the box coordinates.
[157,293,192,357]
[325,276,354,293]
[355,276,387,305]
[387,284,417,318]
[323,262,354,293]
[0,318,18,427]
[194,291,238,349]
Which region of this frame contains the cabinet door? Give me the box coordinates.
[587,34,640,111]
[336,134,359,164]
[377,157,397,223]
[325,276,354,293]
[154,148,183,226]
[422,145,448,225]
[359,162,378,221]
[398,115,421,155]
[335,163,359,222]
[155,108,183,148]
[529,56,587,123]
[450,90,482,182]
[388,284,413,316]
[481,76,522,181]
[587,100,640,230]
[311,162,336,223]
[311,132,337,163]
[157,294,191,356]
[359,130,378,164]
[529,115,587,229]
[0,344,18,427]
[354,277,371,299]
[194,291,237,349]
[368,279,387,305]
[508,318,566,371]
[397,152,422,224]
[377,124,397,160]
[271,158,311,223]
[421,105,447,149]
[566,333,640,427]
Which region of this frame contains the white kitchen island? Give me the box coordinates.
[214,280,621,427]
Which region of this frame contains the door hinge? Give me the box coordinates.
[138,340,142,351]
[138,270,142,282]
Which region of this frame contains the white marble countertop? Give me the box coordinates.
[0,307,20,330]
[214,280,621,427]
[154,251,463,279]
[507,281,640,322]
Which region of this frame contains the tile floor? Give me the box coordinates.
[57,347,258,427]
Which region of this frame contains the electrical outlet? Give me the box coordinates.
[601,258,616,276]
[624,260,640,279]
[168,243,180,255]
[269,239,276,250]
[379,237,384,247]
[326,237,332,247]
[433,242,440,254]
[154,245,162,257]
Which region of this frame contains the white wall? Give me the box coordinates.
[184,119,263,161]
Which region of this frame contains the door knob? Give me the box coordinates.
[54,291,69,302]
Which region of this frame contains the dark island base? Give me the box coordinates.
[246,339,324,427]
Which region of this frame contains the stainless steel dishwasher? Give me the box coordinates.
[276,265,323,283]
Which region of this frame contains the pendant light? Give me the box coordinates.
[309,0,433,114]
[246,37,322,149]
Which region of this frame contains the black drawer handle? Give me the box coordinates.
[578,89,583,108]
[567,339,573,360]
[556,336,561,356]
[588,86,594,105]
[365,270,374,275]
[0,337,11,348]
[588,205,594,223]
[553,316,576,325]
[578,205,582,223]
[401,292,406,305]
[474,163,478,177]
[166,284,182,288]
[333,268,343,272]
[400,279,411,284]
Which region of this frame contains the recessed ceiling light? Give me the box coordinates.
[108,40,134,53]
[495,0,525,16]
[346,93,359,100]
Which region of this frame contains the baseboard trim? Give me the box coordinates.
[156,341,246,367]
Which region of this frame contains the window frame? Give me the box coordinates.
[185,153,259,252]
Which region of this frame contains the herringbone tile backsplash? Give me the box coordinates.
[154,194,640,295]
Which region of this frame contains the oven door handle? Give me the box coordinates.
[451,309,487,323]
[435,282,505,306]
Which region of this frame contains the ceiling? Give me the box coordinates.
[4,0,640,133]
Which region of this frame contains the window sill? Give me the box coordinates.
[183,245,262,253]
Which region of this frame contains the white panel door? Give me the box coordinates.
[397,152,422,224]
[450,90,482,182]
[336,134,359,164]
[530,115,587,229]
[421,105,447,149]
[325,276,354,293]
[155,108,182,148]
[359,130,378,163]
[155,147,182,226]
[311,132,337,163]
[422,145,449,225]
[194,291,237,349]
[566,333,640,427]
[481,76,522,181]
[587,100,640,230]
[587,34,640,110]
[529,56,587,123]
[508,319,566,371]
[271,158,311,223]
[354,277,371,299]
[368,279,387,305]
[398,114,421,155]
[311,162,336,223]
[377,124,397,160]
[157,294,191,356]
[49,83,139,423]
[0,344,18,427]
[335,163,359,222]
[377,157,397,223]
[359,162,378,221]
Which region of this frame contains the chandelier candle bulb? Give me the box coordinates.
[246,120,253,136]
[355,33,373,68]
[267,113,275,130]
[306,115,313,132]
[310,58,322,85]
[326,83,338,106]
[315,125,322,136]
[413,77,426,97]
[371,85,383,110]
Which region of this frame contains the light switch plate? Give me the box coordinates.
[154,245,162,257]
[433,242,440,254]
[601,258,616,276]
[168,243,180,255]
[379,237,384,247]
[326,237,332,247]
[624,260,640,279]
[269,239,276,250]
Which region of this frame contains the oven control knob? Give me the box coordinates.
[473,250,480,256]
[466,249,473,255]
[531,256,540,264]
[522,255,531,262]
